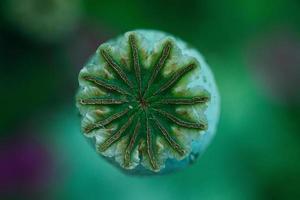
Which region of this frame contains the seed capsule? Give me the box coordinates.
[76,30,220,174]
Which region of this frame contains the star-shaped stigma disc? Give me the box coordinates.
[76,31,211,172]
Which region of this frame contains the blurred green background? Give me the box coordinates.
[1,0,300,199]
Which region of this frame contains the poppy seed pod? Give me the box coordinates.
[76,30,220,175]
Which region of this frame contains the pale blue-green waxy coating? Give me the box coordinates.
[76,30,220,175]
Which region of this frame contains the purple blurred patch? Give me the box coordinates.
[0,134,54,197]
[247,27,300,105]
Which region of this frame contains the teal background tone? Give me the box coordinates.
[0,0,300,199]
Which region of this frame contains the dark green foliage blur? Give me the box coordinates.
[0,0,300,199]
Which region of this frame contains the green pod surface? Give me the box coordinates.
[76,30,220,175]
